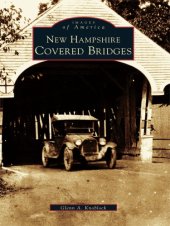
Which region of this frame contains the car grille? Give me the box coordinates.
[82,139,98,154]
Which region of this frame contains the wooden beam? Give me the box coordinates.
[140,79,148,136]
[129,78,137,147]
[124,76,131,149]
[100,67,125,92]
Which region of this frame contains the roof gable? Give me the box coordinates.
[0,0,169,97]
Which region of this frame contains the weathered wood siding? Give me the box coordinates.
[152,105,170,157]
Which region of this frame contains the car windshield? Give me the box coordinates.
[66,121,94,133]
[52,120,97,135]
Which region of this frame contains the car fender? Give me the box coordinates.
[64,142,76,150]
[99,142,117,158]
[44,141,52,152]
[44,141,59,157]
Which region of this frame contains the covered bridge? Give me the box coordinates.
[0,0,170,165]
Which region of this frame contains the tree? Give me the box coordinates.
[38,3,48,15]
[38,0,59,15]
[106,0,140,19]
[106,0,170,52]
[51,0,59,4]
[0,4,30,84]
[0,5,29,48]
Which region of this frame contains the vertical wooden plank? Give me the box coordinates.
[124,76,131,149]
[99,107,104,137]
[49,113,52,139]
[146,85,152,135]
[110,107,119,142]
[103,108,107,137]
[130,78,137,147]
[35,115,39,140]
[140,79,148,137]
[98,120,101,137]
[140,80,153,162]
[0,101,3,166]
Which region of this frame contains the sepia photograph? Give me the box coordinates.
[0,0,170,225]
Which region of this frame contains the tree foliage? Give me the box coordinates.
[106,0,170,52]
[51,0,59,4]
[0,4,30,83]
[38,3,48,15]
[0,5,29,48]
[38,0,59,15]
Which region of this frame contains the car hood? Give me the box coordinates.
[64,134,95,143]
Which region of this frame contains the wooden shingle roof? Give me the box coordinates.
[0,0,170,97]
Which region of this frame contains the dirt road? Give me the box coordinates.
[0,160,170,226]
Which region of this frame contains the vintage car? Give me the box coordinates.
[42,114,117,171]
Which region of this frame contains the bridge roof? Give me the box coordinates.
[0,0,169,97]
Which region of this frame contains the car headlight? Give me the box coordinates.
[75,139,82,146]
[99,138,106,146]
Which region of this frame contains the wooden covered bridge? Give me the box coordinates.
[0,0,170,165]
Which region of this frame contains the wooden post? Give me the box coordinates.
[103,108,107,137]
[49,114,52,140]
[140,79,153,162]
[139,80,148,137]
[146,85,152,135]
[124,76,131,149]
[0,100,3,166]
[139,80,152,136]
[129,77,137,148]
[35,115,39,140]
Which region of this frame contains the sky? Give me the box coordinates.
[1,0,48,20]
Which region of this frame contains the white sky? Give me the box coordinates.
[1,0,48,20]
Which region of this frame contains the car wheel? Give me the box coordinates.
[106,148,116,169]
[42,146,50,167]
[64,147,73,171]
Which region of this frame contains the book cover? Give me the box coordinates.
[0,0,170,226]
